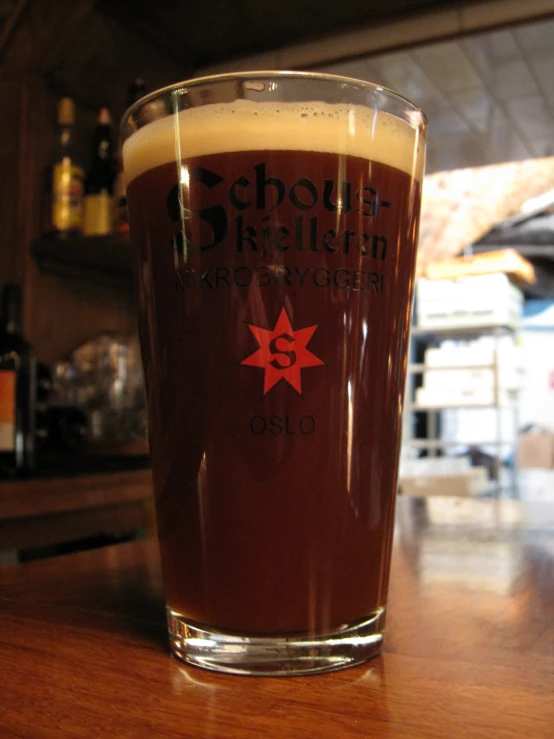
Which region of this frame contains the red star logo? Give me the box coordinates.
[241,306,325,396]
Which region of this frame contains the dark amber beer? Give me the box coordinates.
[122,74,426,675]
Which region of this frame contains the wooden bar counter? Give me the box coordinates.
[1,495,553,737]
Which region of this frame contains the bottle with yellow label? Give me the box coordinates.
[44,97,84,237]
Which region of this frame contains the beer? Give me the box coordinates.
[123,86,425,672]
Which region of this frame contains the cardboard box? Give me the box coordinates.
[424,344,521,370]
[415,386,515,408]
[517,432,554,469]
[416,274,523,331]
[399,468,489,497]
[423,367,522,392]
[424,248,535,286]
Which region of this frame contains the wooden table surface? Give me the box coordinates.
[1,495,553,738]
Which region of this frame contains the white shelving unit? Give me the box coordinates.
[407,325,520,495]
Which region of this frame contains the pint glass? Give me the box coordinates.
[121,72,426,675]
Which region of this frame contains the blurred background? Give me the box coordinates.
[1,0,554,562]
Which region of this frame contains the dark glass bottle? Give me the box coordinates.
[87,107,117,195]
[114,79,148,233]
[0,284,36,476]
[83,107,117,236]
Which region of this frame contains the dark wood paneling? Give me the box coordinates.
[1,0,182,115]
[0,1,181,364]
[0,0,96,78]
[42,8,183,120]
[31,232,135,360]
[97,0,470,69]
[0,78,23,287]
[33,234,132,284]
[30,270,137,363]
[15,76,116,360]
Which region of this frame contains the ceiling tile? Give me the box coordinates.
[528,56,554,105]
[425,144,459,173]
[463,37,540,101]
[485,108,531,163]
[321,58,379,84]
[505,94,554,140]
[514,18,554,60]
[448,87,495,134]
[422,101,471,135]
[493,60,540,100]
[504,134,534,162]
[488,106,517,160]
[527,135,554,158]
[369,51,442,103]
[459,135,492,168]
[474,29,521,64]
[320,16,554,173]
[425,134,491,173]
[412,41,483,93]
[321,53,444,107]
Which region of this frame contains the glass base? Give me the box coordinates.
[167,607,385,676]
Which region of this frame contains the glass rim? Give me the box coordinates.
[121,69,428,136]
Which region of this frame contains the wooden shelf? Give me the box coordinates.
[406,439,511,448]
[33,234,133,284]
[411,324,516,337]
[409,403,517,411]
[409,363,495,372]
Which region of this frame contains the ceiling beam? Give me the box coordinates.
[198,0,554,74]
[0,0,181,114]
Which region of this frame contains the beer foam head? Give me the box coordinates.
[123,100,425,185]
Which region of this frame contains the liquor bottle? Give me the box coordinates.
[83,107,118,236]
[114,78,148,233]
[44,97,85,237]
[0,284,36,476]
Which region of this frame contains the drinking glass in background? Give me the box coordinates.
[52,334,146,446]
[121,72,426,675]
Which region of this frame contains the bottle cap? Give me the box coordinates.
[98,106,112,125]
[127,78,148,107]
[2,283,21,305]
[1,283,22,333]
[58,97,75,126]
